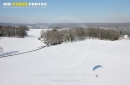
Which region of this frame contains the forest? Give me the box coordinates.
[40,28,120,46]
[0,25,29,38]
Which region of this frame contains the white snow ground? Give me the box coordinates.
[0,29,130,85]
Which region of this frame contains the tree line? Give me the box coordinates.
[0,25,29,38]
[116,28,130,36]
[40,28,120,46]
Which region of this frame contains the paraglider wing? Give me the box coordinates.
[93,65,103,71]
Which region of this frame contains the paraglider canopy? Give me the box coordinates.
[93,65,103,71]
[93,65,103,77]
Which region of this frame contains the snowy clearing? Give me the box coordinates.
[0,29,130,85]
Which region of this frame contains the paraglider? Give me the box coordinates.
[93,65,103,71]
[93,65,103,77]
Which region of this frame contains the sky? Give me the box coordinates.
[0,0,130,23]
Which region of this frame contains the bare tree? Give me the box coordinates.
[40,27,120,46]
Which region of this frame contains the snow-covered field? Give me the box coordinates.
[0,29,130,85]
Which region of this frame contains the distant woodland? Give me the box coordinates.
[40,28,120,46]
[0,25,29,38]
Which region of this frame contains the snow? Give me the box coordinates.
[0,29,44,53]
[124,35,128,39]
[0,29,130,85]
